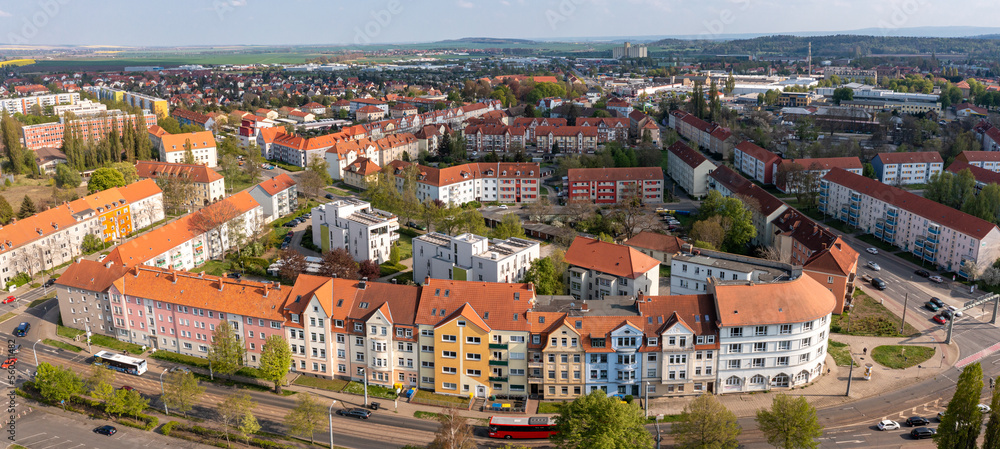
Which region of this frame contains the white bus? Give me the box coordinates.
[93,350,147,375]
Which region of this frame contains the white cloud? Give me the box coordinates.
[457,0,474,8]
[229,0,247,6]
[0,9,11,17]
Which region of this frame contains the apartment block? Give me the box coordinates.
[946,160,1000,192]
[21,110,157,151]
[136,160,225,206]
[248,174,298,223]
[667,110,735,159]
[534,126,599,153]
[412,232,540,285]
[564,237,660,299]
[733,141,780,185]
[955,150,1000,173]
[54,260,128,337]
[567,167,664,205]
[576,117,631,144]
[387,161,541,205]
[666,141,716,198]
[148,127,218,167]
[670,247,796,295]
[325,133,419,180]
[772,157,862,193]
[0,92,80,115]
[871,152,943,186]
[463,125,528,153]
[821,167,1000,274]
[311,199,399,264]
[84,86,169,118]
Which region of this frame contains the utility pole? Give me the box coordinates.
[846,354,854,397]
[899,291,909,334]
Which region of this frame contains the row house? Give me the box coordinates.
[821,167,1000,274]
[567,167,664,205]
[667,110,735,159]
[412,232,540,284]
[564,237,661,299]
[21,109,157,151]
[136,160,225,206]
[576,117,630,144]
[535,126,599,153]
[733,141,780,185]
[102,191,261,272]
[311,199,399,264]
[248,173,298,223]
[149,128,218,167]
[955,150,1000,173]
[511,118,568,142]
[870,152,943,186]
[463,125,528,153]
[773,157,862,194]
[386,161,541,205]
[0,180,162,285]
[666,141,716,198]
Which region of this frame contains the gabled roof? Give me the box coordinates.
[947,160,1000,186]
[567,167,663,183]
[55,259,128,292]
[956,151,1000,164]
[637,294,718,342]
[625,231,685,254]
[158,131,216,154]
[823,167,998,239]
[735,141,779,163]
[564,237,660,280]
[254,173,296,196]
[136,160,223,184]
[803,237,859,277]
[708,165,751,193]
[344,280,420,325]
[713,275,836,326]
[346,157,381,176]
[414,279,535,331]
[780,157,862,171]
[874,151,943,165]
[667,141,711,169]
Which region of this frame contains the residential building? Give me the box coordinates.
[534,126,599,153]
[526,309,587,399]
[956,150,1000,172]
[567,167,664,205]
[102,192,263,272]
[733,141,780,185]
[391,103,418,118]
[356,105,387,122]
[564,237,660,299]
[34,147,67,174]
[325,133,419,181]
[149,128,218,167]
[84,86,169,118]
[612,42,647,59]
[386,161,541,205]
[302,102,327,116]
[670,247,797,295]
[871,152,943,186]
[606,98,634,117]
[821,168,1000,274]
[349,99,389,115]
[21,110,157,151]
[667,110,735,159]
[463,125,528,153]
[773,157,863,193]
[955,103,988,118]
[136,161,225,206]
[624,232,685,265]
[973,121,1000,152]
[54,260,128,337]
[270,132,350,168]
[52,100,107,117]
[576,117,630,144]
[311,199,399,264]
[0,92,80,115]
[343,157,381,190]
[171,108,215,131]
[412,232,540,284]
[666,141,716,198]
[256,126,288,160]
[239,114,278,149]
[946,160,1000,193]
[248,173,298,223]
[712,275,835,393]
[802,237,859,314]
[288,110,316,123]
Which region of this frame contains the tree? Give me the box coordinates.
[691,216,725,250]
[962,259,981,281]
[17,195,36,219]
[0,195,13,225]
[1,112,26,174]
[163,370,205,417]
[358,259,381,280]
[285,394,325,444]
[219,153,240,192]
[218,392,257,448]
[34,362,83,406]
[832,87,854,105]
[208,320,246,379]
[81,233,103,253]
[708,79,721,122]
[551,389,652,449]
[88,167,127,193]
[429,408,477,449]
[724,73,736,95]
[259,335,292,393]
[111,161,138,184]
[984,376,1000,449]
[609,196,660,240]
[320,247,360,280]
[157,174,197,215]
[302,155,331,197]
[521,256,564,295]
[54,163,82,189]
[84,363,115,395]
[755,394,823,449]
[157,116,181,134]
[115,388,149,419]
[699,190,757,251]
[491,213,525,240]
[671,393,742,449]
[937,362,984,449]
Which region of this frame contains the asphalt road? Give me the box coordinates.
[13,407,210,449]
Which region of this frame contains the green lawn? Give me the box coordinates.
[411,389,469,408]
[89,334,146,355]
[196,260,233,276]
[393,272,414,284]
[828,340,856,366]
[293,375,349,392]
[267,160,304,172]
[379,262,407,277]
[659,265,671,278]
[0,312,15,324]
[343,381,398,400]
[325,186,352,197]
[537,402,563,414]
[57,325,84,338]
[396,229,418,260]
[831,291,920,337]
[871,345,935,369]
[43,339,83,353]
[28,293,55,308]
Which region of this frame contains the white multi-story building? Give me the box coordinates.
[871,152,943,186]
[712,275,835,393]
[387,161,541,205]
[248,174,298,223]
[0,92,80,114]
[149,128,219,167]
[821,167,1000,274]
[666,141,716,198]
[52,99,107,117]
[670,247,796,295]
[955,151,1000,172]
[311,199,399,264]
[412,232,540,285]
[563,237,661,300]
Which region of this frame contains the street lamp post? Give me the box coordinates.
[644,381,650,418]
[328,399,337,449]
[362,368,369,407]
[159,369,169,415]
[32,339,40,370]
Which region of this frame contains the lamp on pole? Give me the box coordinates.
[328,399,337,449]
[32,339,41,370]
[644,381,650,418]
[362,368,369,407]
[159,369,169,415]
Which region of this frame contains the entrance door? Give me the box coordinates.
[476,385,487,398]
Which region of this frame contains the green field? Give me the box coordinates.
[26,52,316,72]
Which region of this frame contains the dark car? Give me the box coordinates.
[280,242,290,250]
[930,297,945,308]
[94,425,117,436]
[924,301,941,312]
[911,427,936,439]
[44,278,56,287]
[906,416,930,426]
[282,221,296,228]
[336,408,371,419]
[915,269,931,278]
[325,193,335,200]
[871,277,887,290]
[226,273,242,279]
[941,309,955,320]
[13,322,29,337]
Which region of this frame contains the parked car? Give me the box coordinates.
[911,427,936,439]
[914,269,931,277]
[280,242,290,250]
[1,296,15,304]
[1,357,16,369]
[94,425,117,436]
[867,247,879,255]
[947,306,964,317]
[282,221,296,228]
[44,278,56,287]
[930,297,945,308]
[867,261,881,271]
[498,205,508,210]
[13,322,29,337]
[336,408,372,419]
[325,193,335,200]
[905,416,930,426]
[877,419,900,430]
[929,275,944,283]
[870,278,887,290]
[933,314,948,324]
[941,309,953,320]
[980,404,992,413]
[226,273,241,279]
[169,366,191,374]
[119,386,139,394]
[924,301,941,312]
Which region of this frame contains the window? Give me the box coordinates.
[777,356,789,366]
[465,336,480,344]
[755,326,767,336]
[442,367,457,374]
[442,383,457,390]
[442,351,456,358]
[441,335,456,343]
[730,328,743,337]
[778,341,791,350]
[729,344,742,354]
[779,324,792,334]
[466,369,481,377]
[725,376,741,386]
[466,353,481,361]
[801,337,812,348]
[727,360,740,369]
[754,342,766,352]
[752,358,764,368]
[803,321,814,331]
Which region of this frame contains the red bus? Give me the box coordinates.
[487,416,557,439]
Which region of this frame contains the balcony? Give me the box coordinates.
[850,202,860,210]
[489,376,509,383]
[489,359,508,366]
[929,227,941,235]
[820,190,828,197]
[887,209,898,218]
[914,239,924,248]
[489,343,508,349]
[528,361,543,369]
[876,221,884,230]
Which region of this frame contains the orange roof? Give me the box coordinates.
[564,237,660,279]
[638,294,718,347]
[357,105,382,113]
[54,259,128,292]
[147,125,168,138]
[272,132,349,151]
[414,279,535,331]
[114,265,289,321]
[712,275,836,326]
[257,126,287,144]
[803,237,859,277]
[118,179,163,204]
[625,231,685,254]
[255,173,296,196]
[387,161,540,187]
[158,131,216,154]
[346,157,381,176]
[136,161,223,184]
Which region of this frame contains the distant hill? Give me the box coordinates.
[650,34,1000,57]
[436,37,537,45]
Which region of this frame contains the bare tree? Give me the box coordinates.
[320,248,359,280]
[527,196,553,223]
[278,249,308,282]
[609,196,661,240]
[756,245,787,263]
[189,200,242,260]
[156,175,197,215]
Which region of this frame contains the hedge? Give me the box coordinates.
[160,420,179,436]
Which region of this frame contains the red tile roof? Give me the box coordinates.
[346,157,381,176]
[567,167,663,184]
[956,151,1000,164]
[414,279,535,331]
[158,131,216,154]
[625,231,685,254]
[712,275,836,326]
[55,259,128,292]
[387,161,539,187]
[780,157,862,171]
[136,160,223,184]
[947,160,1000,185]
[255,173,296,196]
[667,141,710,169]
[803,237,859,277]
[564,237,660,279]
[875,151,943,165]
[736,141,779,164]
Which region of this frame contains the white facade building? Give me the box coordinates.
[311,199,399,264]
[0,92,80,114]
[412,232,540,285]
[670,248,795,296]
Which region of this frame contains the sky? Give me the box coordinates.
[0,0,996,47]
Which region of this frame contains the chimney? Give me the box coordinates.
[359,277,367,289]
[263,283,269,297]
[198,271,204,278]
[105,261,114,268]
[218,280,224,292]
[636,291,644,304]
[581,301,590,312]
[171,272,177,284]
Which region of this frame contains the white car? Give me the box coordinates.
[980,404,992,413]
[498,205,508,210]
[867,261,881,271]
[878,419,900,430]
[866,247,879,255]
[947,306,964,317]
[929,275,944,284]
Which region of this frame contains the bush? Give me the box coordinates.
[6,272,29,289]
[161,421,179,436]
[624,394,634,404]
